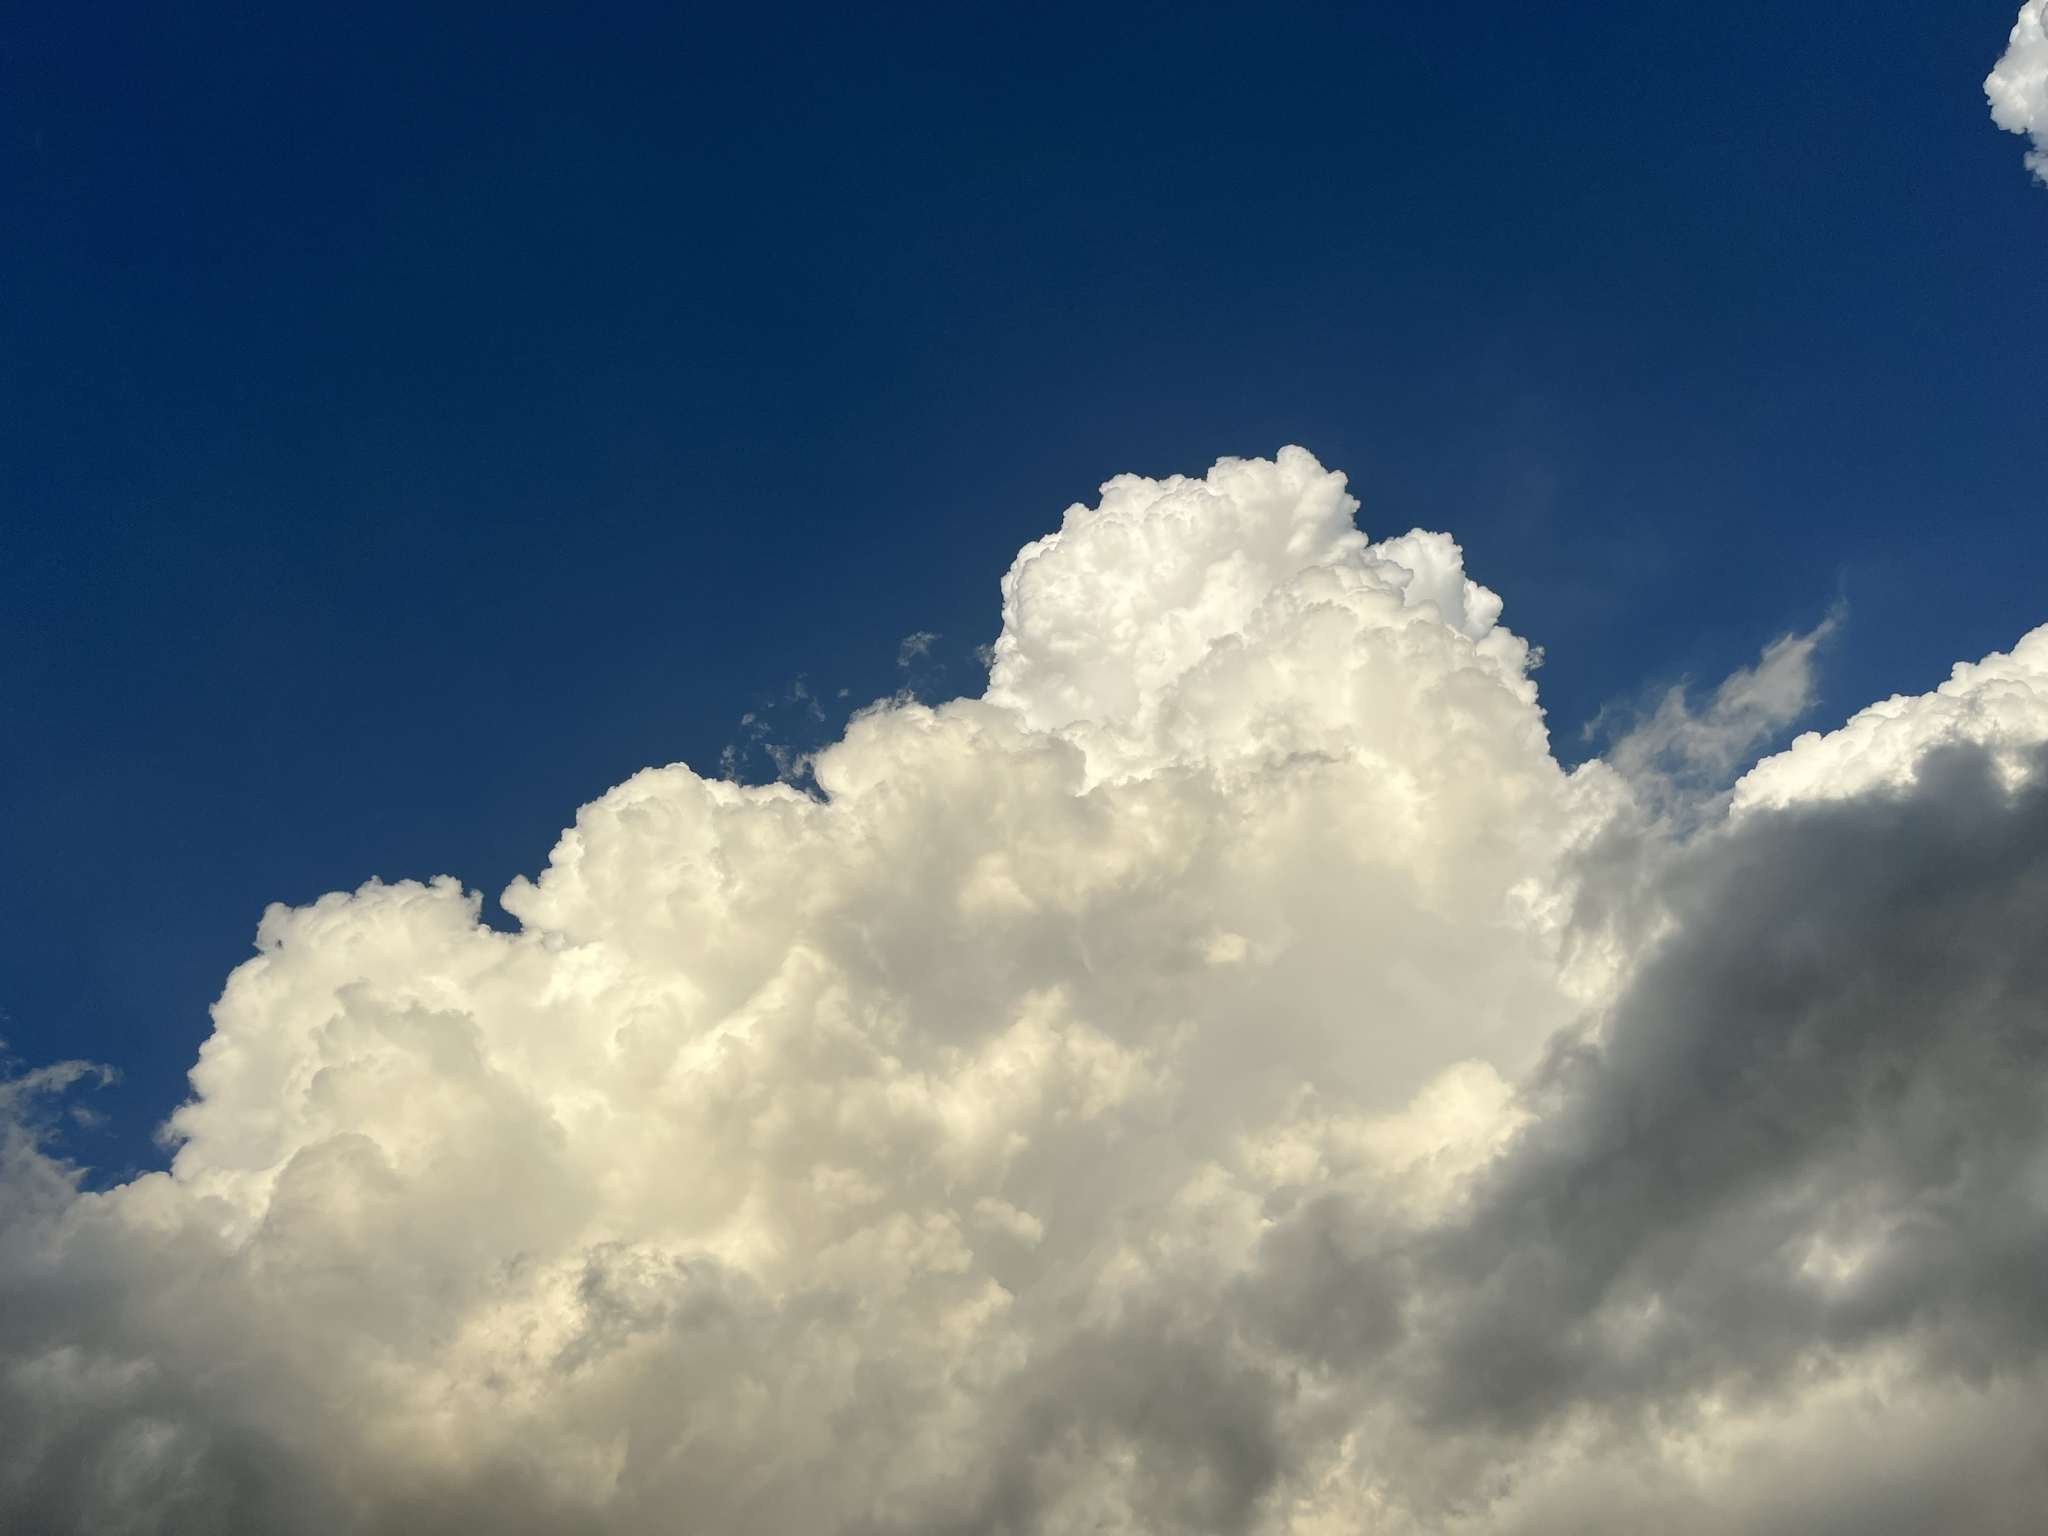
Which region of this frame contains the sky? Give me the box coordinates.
[0,3,2045,1532]
[2,0,2043,1181]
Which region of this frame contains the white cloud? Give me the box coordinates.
[2,449,2045,1533]
[1988,1,2048,182]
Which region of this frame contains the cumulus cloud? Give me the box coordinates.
[1,447,2044,1534]
[1989,1,2048,182]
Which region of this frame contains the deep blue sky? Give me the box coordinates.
[4,0,2044,1180]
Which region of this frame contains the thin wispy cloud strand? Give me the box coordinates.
[2,444,2044,1534]
[1598,608,1837,826]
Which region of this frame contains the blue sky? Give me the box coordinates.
[2,0,2043,1182]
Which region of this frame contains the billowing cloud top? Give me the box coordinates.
[1989,1,2048,181]
[3,449,2045,1535]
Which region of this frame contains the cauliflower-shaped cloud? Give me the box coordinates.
[2,450,2044,1534]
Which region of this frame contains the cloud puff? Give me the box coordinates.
[1989,1,2048,182]
[2,448,2044,1534]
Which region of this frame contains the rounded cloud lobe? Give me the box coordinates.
[4,449,2046,1534]
[1989,1,2048,181]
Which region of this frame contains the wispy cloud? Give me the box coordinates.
[1600,608,1840,824]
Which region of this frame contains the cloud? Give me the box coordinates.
[1,448,2043,1534]
[1600,609,1838,826]
[1988,1,2048,182]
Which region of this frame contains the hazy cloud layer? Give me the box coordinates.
[1989,1,2048,180]
[3,448,2044,1534]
